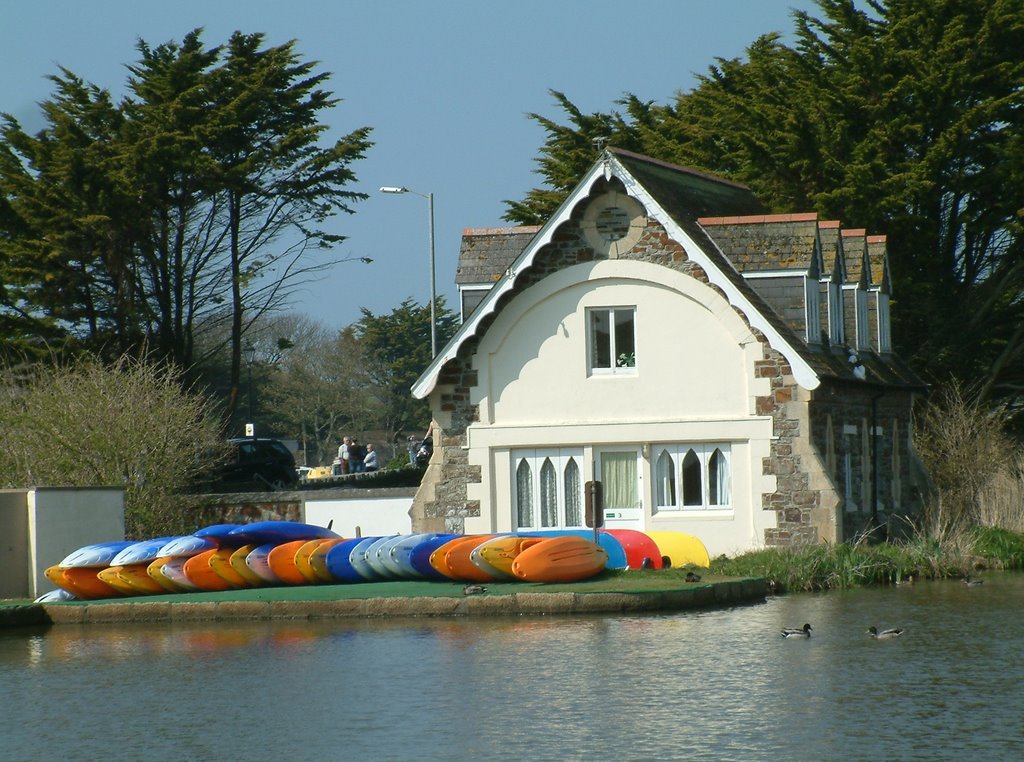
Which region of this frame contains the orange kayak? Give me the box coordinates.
[473,536,547,579]
[429,535,495,581]
[267,540,310,585]
[511,536,608,583]
[183,549,235,592]
[45,565,119,600]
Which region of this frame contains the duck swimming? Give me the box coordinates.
[781,623,812,638]
[963,576,984,587]
[462,584,487,595]
[867,626,904,639]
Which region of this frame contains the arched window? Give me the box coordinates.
[516,459,533,527]
[512,449,583,530]
[540,458,557,527]
[656,449,675,508]
[564,458,581,526]
[708,448,729,506]
[682,449,702,506]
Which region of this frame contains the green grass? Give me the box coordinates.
[707,527,1024,593]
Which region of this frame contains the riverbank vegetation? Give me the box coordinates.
[709,383,1024,593]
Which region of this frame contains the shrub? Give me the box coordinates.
[0,354,225,538]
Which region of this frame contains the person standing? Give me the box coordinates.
[337,436,351,475]
[363,443,379,472]
[349,437,366,473]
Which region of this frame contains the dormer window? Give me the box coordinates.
[877,293,892,352]
[805,276,821,344]
[588,307,636,374]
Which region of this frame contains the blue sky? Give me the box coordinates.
[2,0,821,330]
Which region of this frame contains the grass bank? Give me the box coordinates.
[708,526,1024,593]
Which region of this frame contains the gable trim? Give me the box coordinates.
[413,152,821,398]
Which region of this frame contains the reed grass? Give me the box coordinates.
[707,525,1024,593]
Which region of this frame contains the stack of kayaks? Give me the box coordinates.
[40,523,710,601]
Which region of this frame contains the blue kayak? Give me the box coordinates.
[407,534,460,580]
[324,537,381,583]
[110,536,180,566]
[227,520,340,545]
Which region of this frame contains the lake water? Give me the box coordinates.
[3,576,1023,760]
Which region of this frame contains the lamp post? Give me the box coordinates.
[243,342,257,438]
[380,186,436,357]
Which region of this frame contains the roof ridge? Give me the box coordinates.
[608,148,752,191]
[462,225,542,236]
[698,212,818,226]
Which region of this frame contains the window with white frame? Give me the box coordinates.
[805,276,821,344]
[653,444,731,511]
[877,293,892,352]
[588,307,636,373]
[513,448,584,530]
[856,291,870,349]
[829,281,845,344]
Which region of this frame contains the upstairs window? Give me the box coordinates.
[589,307,636,374]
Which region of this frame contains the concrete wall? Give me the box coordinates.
[0,492,30,599]
[303,488,415,538]
[1,487,124,600]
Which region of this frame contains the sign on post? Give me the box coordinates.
[585,480,604,529]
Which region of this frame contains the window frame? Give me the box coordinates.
[587,306,637,375]
[512,448,585,531]
[652,443,732,513]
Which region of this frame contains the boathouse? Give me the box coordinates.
[410,149,926,556]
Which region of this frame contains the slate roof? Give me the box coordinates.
[697,213,820,273]
[417,149,925,396]
[455,226,541,286]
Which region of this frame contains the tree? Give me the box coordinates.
[258,314,380,466]
[506,0,1024,413]
[0,354,225,538]
[0,29,373,421]
[354,297,460,444]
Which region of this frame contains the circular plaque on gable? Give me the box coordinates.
[580,191,646,258]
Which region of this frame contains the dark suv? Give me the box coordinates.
[221,438,299,490]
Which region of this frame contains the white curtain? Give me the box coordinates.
[516,459,533,527]
[564,458,581,526]
[656,449,675,507]
[602,451,638,509]
[708,448,730,506]
[540,458,557,527]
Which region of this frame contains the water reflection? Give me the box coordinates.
[2,575,1023,759]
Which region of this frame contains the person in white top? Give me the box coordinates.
[363,443,379,472]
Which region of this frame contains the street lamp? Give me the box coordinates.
[243,342,257,438]
[380,185,437,357]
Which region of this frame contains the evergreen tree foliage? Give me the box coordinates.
[0,29,372,422]
[354,297,459,442]
[505,0,1024,410]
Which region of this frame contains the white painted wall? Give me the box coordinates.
[304,492,413,538]
[456,260,778,557]
[5,487,125,599]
